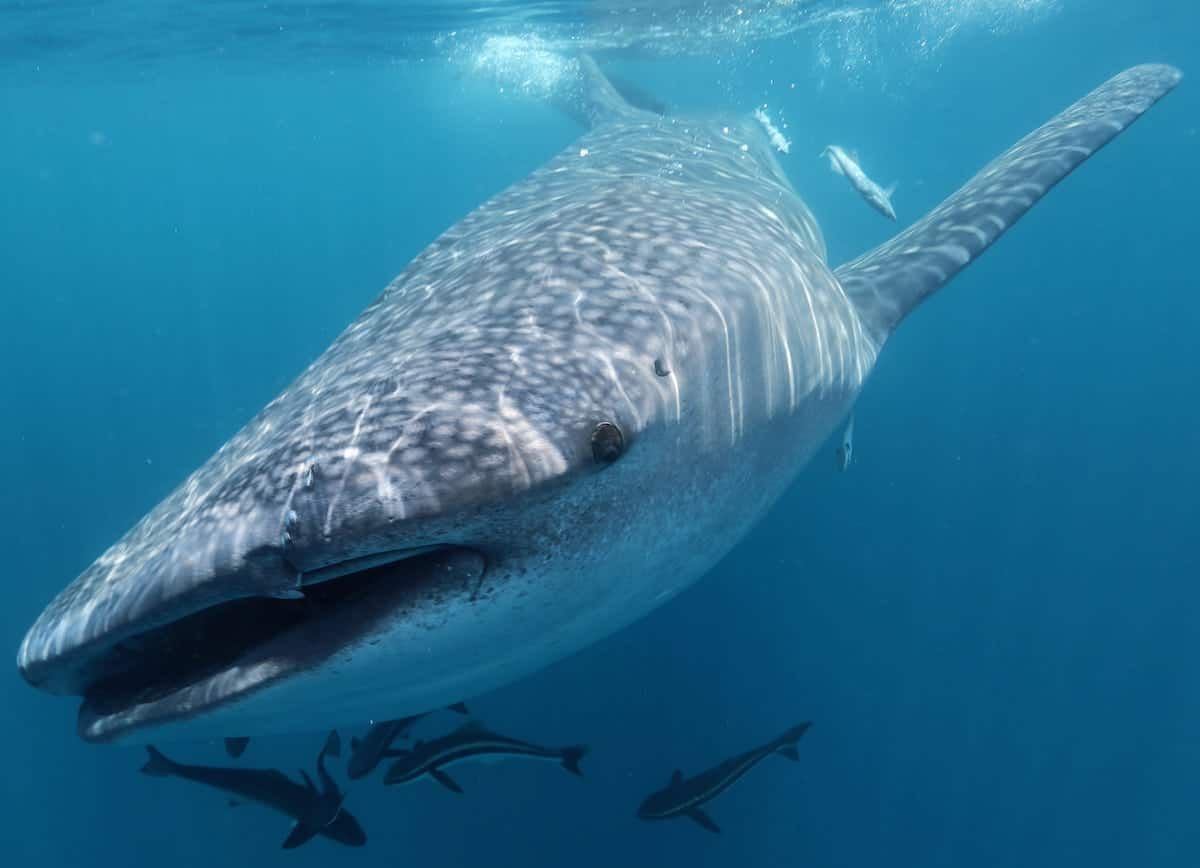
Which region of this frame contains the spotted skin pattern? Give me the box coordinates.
[17,60,1181,744]
[20,107,875,692]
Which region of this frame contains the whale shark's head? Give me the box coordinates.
[17,114,832,743]
[16,257,673,742]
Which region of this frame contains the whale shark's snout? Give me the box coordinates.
[18,344,635,743]
[18,477,310,692]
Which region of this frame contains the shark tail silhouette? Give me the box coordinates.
[281,823,319,850]
[223,737,250,758]
[773,722,812,761]
[560,745,588,777]
[836,64,1182,343]
[140,746,176,777]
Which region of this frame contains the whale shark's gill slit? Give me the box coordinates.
[77,547,466,724]
[298,546,443,586]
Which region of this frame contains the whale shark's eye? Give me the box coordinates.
[590,421,624,464]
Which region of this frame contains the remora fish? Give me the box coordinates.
[283,730,348,849]
[16,59,1181,745]
[382,721,587,792]
[347,702,470,780]
[637,721,811,833]
[141,731,366,848]
[822,145,898,220]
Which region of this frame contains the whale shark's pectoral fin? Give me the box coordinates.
[836,64,1182,343]
[686,808,721,834]
[281,822,319,850]
[429,768,464,794]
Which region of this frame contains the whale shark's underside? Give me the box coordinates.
[17,59,1182,744]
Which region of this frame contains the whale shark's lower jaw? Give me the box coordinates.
[57,547,486,744]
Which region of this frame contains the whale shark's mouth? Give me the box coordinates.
[71,547,486,743]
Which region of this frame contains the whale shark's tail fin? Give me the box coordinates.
[558,55,649,129]
[837,64,1182,343]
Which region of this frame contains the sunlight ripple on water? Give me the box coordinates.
[1,0,1058,71]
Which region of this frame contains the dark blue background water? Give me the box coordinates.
[2,1,1197,864]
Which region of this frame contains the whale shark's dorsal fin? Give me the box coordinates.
[558,55,645,130]
[607,73,669,117]
[836,64,1182,343]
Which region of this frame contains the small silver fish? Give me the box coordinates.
[822,145,897,221]
[836,415,855,471]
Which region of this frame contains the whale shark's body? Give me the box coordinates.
[17,59,1181,744]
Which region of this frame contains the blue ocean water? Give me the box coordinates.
[2,0,1198,864]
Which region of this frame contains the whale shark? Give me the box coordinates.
[16,58,1181,744]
